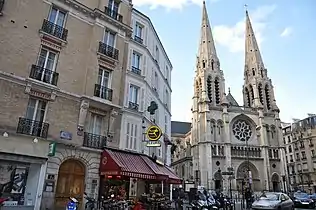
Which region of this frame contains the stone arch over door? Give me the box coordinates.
[236,161,260,191]
[55,159,86,209]
[271,173,280,192]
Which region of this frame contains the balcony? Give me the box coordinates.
[134,35,143,44]
[83,132,106,149]
[131,66,141,75]
[16,117,49,138]
[41,19,68,41]
[128,101,139,111]
[98,42,119,60]
[104,6,123,22]
[29,65,59,86]
[94,84,113,101]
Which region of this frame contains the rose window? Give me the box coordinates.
[232,120,252,141]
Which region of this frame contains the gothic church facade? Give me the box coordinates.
[178,2,287,192]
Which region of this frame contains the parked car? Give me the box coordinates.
[309,193,316,202]
[293,192,315,209]
[252,192,294,210]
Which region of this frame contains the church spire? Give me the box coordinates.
[245,10,264,72]
[197,1,219,71]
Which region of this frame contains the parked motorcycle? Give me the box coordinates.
[84,192,96,210]
[66,197,79,210]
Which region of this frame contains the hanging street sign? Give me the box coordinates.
[146,125,162,147]
[146,125,162,141]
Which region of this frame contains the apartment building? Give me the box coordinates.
[118,8,173,165]
[0,0,132,209]
[283,115,316,193]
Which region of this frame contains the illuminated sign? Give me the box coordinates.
[146,125,162,147]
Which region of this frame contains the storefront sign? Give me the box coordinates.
[146,125,162,147]
[48,142,56,156]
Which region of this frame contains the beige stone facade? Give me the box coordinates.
[283,116,316,193]
[0,0,132,209]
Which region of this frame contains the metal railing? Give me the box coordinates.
[16,117,49,138]
[98,42,119,60]
[41,19,68,41]
[94,84,113,101]
[83,132,106,149]
[29,65,59,86]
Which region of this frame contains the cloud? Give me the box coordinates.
[280,27,292,37]
[213,5,277,53]
[132,0,218,10]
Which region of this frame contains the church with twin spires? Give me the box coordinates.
[171,2,287,192]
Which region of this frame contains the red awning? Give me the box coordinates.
[100,149,156,180]
[158,165,182,184]
[141,156,169,181]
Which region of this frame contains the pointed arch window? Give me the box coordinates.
[250,86,254,105]
[252,68,255,76]
[202,60,206,68]
[195,80,200,96]
[258,84,264,105]
[207,76,212,103]
[214,78,220,104]
[245,88,251,107]
[265,84,271,110]
[211,59,214,70]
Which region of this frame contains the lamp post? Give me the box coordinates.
[246,138,252,191]
[282,175,286,194]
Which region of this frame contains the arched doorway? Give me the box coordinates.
[214,170,223,192]
[55,159,85,209]
[236,161,260,191]
[271,173,280,192]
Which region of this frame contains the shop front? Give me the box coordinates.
[0,135,49,210]
[99,148,182,203]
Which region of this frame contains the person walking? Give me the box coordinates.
[245,188,252,209]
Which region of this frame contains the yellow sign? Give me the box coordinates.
[146,125,162,141]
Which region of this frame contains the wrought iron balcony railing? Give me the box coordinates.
[104,6,123,22]
[134,35,143,44]
[94,84,113,101]
[83,132,107,149]
[98,42,119,60]
[131,66,141,75]
[128,101,139,111]
[41,19,68,41]
[16,117,49,138]
[29,65,59,86]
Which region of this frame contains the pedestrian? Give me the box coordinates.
[245,188,252,209]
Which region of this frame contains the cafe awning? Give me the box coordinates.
[158,165,182,184]
[141,156,169,181]
[100,149,156,180]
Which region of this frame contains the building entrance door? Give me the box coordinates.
[54,159,85,209]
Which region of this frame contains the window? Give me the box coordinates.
[108,0,119,14]
[154,72,158,89]
[288,145,292,153]
[132,52,141,69]
[312,150,315,157]
[155,46,159,62]
[302,151,306,159]
[164,90,169,105]
[129,85,139,104]
[103,30,115,47]
[36,48,58,83]
[49,7,66,27]
[89,113,102,135]
[98,69,110,88]
[165,115,168,133]
[126,122,137,150]
[296,153,300,160]
[26,98,47,122]
[165,66,169,80]
[135,23,143,38]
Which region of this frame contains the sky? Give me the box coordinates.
[132,0,316,123]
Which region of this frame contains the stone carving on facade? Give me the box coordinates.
[0,0,4,16]
[107,109,119,140]
[77,100,89,136]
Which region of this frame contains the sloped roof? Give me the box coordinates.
[226,92,239,106]
[171,121,191,135]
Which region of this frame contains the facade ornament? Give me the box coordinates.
[108,109,119,139]
[77,100,89,136]
[0,0,4,16]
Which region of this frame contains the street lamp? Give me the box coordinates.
[282,175,286,194]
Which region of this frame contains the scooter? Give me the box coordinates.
[66,197,79,210]
[84,192,96,210]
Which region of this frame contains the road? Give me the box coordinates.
[182,203,313,210]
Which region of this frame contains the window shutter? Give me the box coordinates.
[128,49,133,70]
[140,88,145,112]
[125,82,130,107]
[142,55,147,76]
